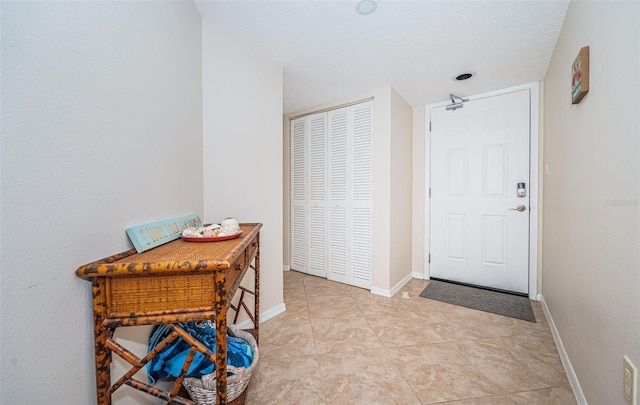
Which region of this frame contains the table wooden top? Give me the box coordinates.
[76,223,262,280]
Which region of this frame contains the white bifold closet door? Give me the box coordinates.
[290,101,372,289]
[327,102,373,289]
[291,112,327,278]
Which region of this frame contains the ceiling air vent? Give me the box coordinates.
[454,72,474,81]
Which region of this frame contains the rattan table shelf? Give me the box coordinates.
[76,223,262,405]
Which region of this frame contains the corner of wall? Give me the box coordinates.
[539,295,588,405]
[201,20,285,322]
[412,106,427,279]
[388,89,414,289]
[537,80,545,295]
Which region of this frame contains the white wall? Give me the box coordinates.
[542,1,639,404]
[201,22,284,319]
[0,2,203,404]
[371,87,393,292]
[389,88,414,289]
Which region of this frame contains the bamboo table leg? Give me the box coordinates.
[254,235,260,344]
[214,269,228,405]
[92,279,112,405]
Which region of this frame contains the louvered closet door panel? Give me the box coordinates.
[309,114,327,202]
[327,102,373,288]
[308,204,326,277]
[290,117,307,272]
[349,101,373,288]
[328,109,349,282]
[329,207,348,279]
[292,118,306,203]
[329,109,348,202]
[351,102,373,202]
[350,207,372,287]
[291,206,306,272]
[307,113,327,277]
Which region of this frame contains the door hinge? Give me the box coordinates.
[429,188,431,198]
[428,254,431,263]
[429,121,431,132]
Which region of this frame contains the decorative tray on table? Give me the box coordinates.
[180,232,243,242]
[180,222,243,243]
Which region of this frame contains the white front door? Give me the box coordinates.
[430,90,531,294]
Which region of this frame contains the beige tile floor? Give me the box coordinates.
[245,271,576,405]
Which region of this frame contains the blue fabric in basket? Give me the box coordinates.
[147,321,253,385]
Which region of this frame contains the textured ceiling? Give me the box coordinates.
[196,0,569,114]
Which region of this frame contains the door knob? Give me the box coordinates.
[509,204,527,212]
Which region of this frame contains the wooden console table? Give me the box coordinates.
[76,223,262,405]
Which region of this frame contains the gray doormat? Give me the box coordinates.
[419,280,536,322]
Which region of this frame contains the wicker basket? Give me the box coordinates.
[183,327,259,405]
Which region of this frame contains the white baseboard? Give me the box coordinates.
[369,286,391,297]
[283,265,290,271]
[234,302,286,329]
[371,272,414,298]
[540,295,588,405]
[412,271,429,280]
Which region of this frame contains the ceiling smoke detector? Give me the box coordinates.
[454,72,475,81]
[356,0,377,16]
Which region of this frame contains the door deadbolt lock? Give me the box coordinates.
[517,182,526,198]
[509,204,527,212]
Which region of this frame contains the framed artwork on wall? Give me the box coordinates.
[571,46,590,104]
